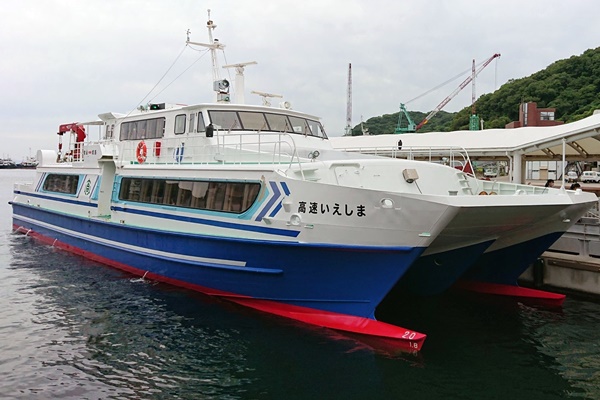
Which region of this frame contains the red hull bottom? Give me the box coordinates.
[14,224,426,352]
[454,280,565,307]
[230,298,425,352]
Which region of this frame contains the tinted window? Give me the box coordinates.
[119,178,261,214]
[43,174,80,195]
[120,118,165,140]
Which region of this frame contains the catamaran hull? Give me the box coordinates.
[461,232,563,285]
[11,201,433,352]
[395,195,596,295]
[12,203,425,318]
[395,239,495,296]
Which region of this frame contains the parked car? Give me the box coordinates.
[484,167,498,178]
[565,171,579,183]
[580,171,600,183]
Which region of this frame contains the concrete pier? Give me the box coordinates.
[520,215,600,296]
[521,252,600,296]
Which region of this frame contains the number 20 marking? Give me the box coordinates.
[402,331,417,340]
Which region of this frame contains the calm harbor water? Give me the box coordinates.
[2,169,600,399]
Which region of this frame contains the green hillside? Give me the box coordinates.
[352,46,600,135]
[350,110,454,135]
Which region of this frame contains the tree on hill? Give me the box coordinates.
[464,47,600,129]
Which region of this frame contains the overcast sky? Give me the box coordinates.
[2,0,599,160]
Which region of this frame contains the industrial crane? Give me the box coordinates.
[416,53,500,130]
[396,53,501,133]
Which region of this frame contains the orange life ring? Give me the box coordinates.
[136,141,147,163]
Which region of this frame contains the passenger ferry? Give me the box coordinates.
[9,13,470,352]
[11,13,597,352]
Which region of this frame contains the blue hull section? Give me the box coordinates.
[12,203,425,319]
[395,240,495,296]
[461,232,564,285]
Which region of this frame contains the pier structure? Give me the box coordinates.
[331,110,600,185]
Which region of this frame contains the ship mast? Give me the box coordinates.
[186,9,230,102]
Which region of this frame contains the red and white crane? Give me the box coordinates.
[415,53,501,130]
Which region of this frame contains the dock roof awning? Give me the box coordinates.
[330,111,600,162]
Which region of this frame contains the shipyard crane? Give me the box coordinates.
[415,53,501,131]
[345,63,353,136]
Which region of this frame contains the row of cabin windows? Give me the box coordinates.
[120,118,166,141]
[119,110,326,140]
[118,178,261,214]
[207,111,327,138]
[43,174,80,195]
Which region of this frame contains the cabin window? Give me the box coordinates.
[288,116,310,135]
[265,113,291,132]
[197,112,206,132]
[306,119,327,138]
[105,124,114,140]
[42,174,80,195]
[118,177,261,214]
[120,118,165,140]
[189,113,196,133]
[204,109,326,138]
[238,112,269,131]
[174,114,186,135]
[208,111,242,131]
[119,178,142,201]
[136,120,147,137]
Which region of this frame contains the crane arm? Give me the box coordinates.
[416,53,500,130]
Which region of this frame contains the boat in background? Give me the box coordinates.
[17,156,38,169]
[0,158,17,169]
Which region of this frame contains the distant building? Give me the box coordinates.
[505,102,564,128]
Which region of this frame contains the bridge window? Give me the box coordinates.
[209,111,242,131]
[189,113,196,133]
[197,112,206,132]
[238,112,269,131]
[265,113,291,132]
[174,114,186,134]
[206,110,326,138]
[288,116,310,134]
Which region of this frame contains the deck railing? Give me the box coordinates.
[111,131,318,175]
[339,144,474,174]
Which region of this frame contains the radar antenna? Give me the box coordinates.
[223,61,257,104]
[251,90,283,107]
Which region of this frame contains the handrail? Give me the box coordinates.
[340,144,474,172]
[112,130,308,172]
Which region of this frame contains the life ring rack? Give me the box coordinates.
[136,141,147,164]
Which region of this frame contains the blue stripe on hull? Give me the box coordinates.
[110,205,300,237]
[395,240,496,296]
[12,204,425,319]
[461,232,564,285]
